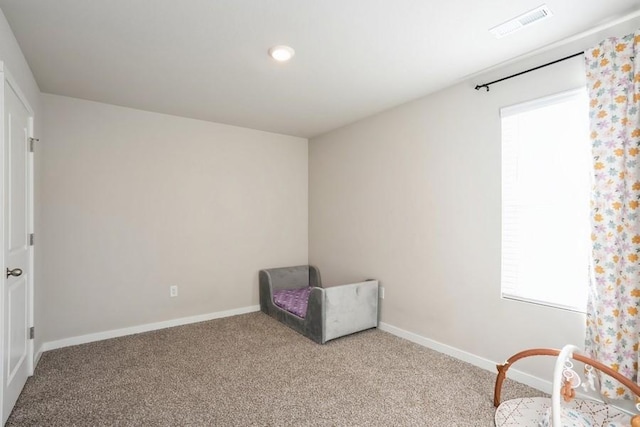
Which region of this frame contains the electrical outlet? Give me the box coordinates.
[379,286,385,299]
[170,285,178,297]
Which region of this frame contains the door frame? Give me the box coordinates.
[0,61,35,423]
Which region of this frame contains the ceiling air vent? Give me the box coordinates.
[489,5,553,38]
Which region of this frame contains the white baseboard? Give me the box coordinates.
[34,346,43,369]
[40,305,261,353]
[378,321,553,395]
[379,323,636,415]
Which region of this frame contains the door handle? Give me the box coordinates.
[6,268,23,278]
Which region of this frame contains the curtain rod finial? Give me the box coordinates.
[475,84,489,92]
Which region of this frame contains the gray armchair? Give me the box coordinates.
[259,265,379,344]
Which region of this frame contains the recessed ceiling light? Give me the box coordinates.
[268,45,295,62]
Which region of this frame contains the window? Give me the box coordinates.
[501,88,590,312]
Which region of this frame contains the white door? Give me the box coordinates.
[1,70,32,425]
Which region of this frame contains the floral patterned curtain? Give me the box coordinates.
[585,30,640,399]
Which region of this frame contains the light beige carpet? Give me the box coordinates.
[7,312,543,426]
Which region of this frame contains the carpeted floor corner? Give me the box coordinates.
[7,312,544,426]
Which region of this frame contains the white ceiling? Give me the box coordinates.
[1,0,639,138]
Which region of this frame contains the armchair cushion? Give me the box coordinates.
[273,287,312,318]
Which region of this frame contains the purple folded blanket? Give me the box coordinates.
[273,287,312,318]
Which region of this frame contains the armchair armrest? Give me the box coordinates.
[304,287,325,343]
[309,265,321,288]
[321,280,379,342]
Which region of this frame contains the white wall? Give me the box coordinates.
[0,10,39,110]
[309,20,640,380]
[0,9,43,357]
[41,94,308,342]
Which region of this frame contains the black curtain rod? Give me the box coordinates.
[474,51,584,92]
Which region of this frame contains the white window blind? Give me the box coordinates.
[501,88,590,312]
